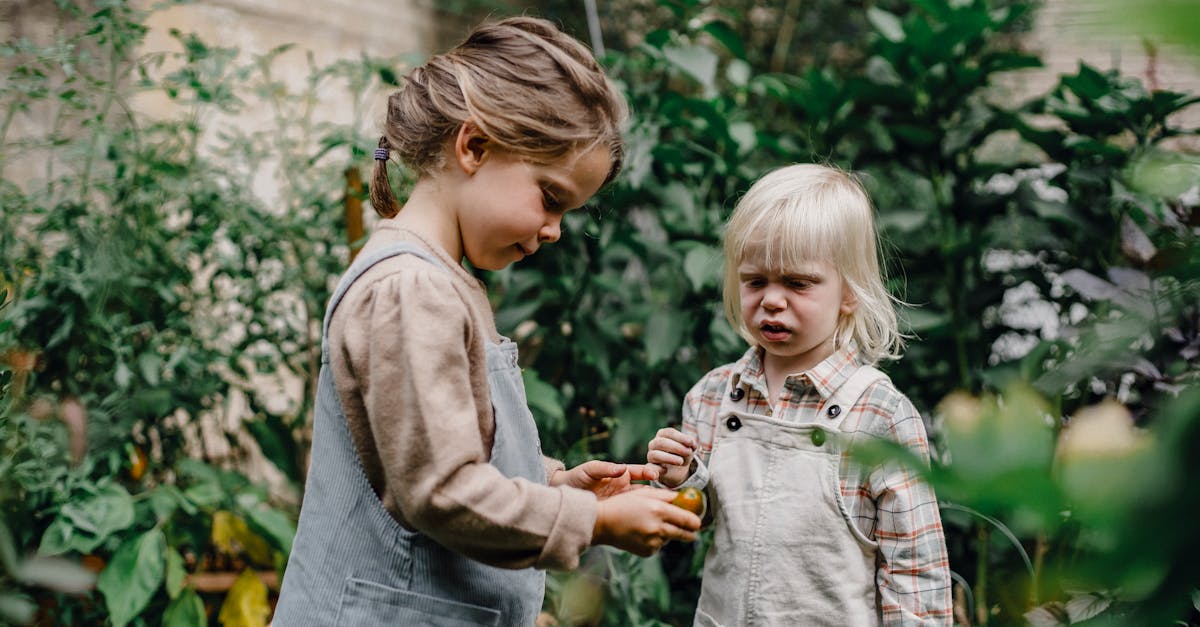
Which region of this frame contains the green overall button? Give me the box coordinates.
[811,428,826,447]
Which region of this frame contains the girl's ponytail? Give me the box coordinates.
[370,136,400,218]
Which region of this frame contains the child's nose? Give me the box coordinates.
[762,287,786,311]
[539,217,561,243]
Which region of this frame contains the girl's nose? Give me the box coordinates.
[539,217,561,243]
[761,287,786,311]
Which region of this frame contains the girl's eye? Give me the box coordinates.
[542,189,561,211]
[745,278,766,288]
[787,279,811,289]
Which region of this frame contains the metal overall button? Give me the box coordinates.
[725,415,742,431]
[826,404,841,419]
[810,428,826,447]
[729,387,745,401]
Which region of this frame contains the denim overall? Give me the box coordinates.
[695,366,887,627]
[274,242,546,626]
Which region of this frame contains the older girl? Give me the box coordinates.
[276,17,700,626]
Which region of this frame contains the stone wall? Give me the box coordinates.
[1022,0,1200,140]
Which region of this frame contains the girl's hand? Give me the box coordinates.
[554,460,659,498]
[646,427,696,488]
[592,488,701,556]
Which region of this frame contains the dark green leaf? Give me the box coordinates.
[97,528,166,627]
[699,20,744,59]
[162,588,206,627]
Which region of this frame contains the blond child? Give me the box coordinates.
[648,164,951,626]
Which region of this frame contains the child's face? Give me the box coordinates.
[457,145,610,271]
[737,257,857,374]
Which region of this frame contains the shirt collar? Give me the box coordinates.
[728,345,765,394]
[804,345,861,400]
[729,344,861,401]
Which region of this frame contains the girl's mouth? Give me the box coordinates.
[760,322,790,341]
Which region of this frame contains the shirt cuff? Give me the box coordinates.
[535,485,597,571]
[543,456,566,483]
[651,456,710,491]
[676,456,710,491]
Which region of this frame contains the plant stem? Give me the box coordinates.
[976,522,990,626]
[80,31,124,205]
[1032,532,1047,607]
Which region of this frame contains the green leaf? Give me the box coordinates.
[644,310,684,367]
[726,59,751,87]
[183,482,224,509]
[682,245,720,292]
[699,20,745,58]
[865,56,902,86]
[97,528,167,627]
[867,8,905,43]
[243,506,297,557]
[0,592,36,625]
[494,299,542,335]
[661,44,718,91]
[522,368,565,434]
[165,548,186,599]
[727,122,756,155]
[138,352,161,386]
[162,588,206,627]
[609,404,660,460]
[900,308,950,333]
[60,484,135,539]
[0,520,17,573]
[37,518,81,556]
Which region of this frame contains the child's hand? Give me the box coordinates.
[592,488,701,556]
[646,427,696,488]
[554,460,659,498]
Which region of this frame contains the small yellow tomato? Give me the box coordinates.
[671,487,705,517]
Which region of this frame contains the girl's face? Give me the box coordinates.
[737,256,857,375]
[456,144,610,271]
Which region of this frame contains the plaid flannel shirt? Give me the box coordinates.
[681,345,953,625]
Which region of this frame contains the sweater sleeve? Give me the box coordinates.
[350,266,596,571]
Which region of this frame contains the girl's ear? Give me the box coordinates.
[453,120,490,174]
[839,282,859,316]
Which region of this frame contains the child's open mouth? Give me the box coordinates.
[760,322,790,341]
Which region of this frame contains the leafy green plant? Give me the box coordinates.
[517,0,1199,624]
[0,1,401,623]
[4,1,1198,625]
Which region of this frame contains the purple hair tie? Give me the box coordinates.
[374,148,389,161]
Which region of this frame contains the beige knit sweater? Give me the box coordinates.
[326,221,597,571]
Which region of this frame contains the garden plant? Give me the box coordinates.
[2,0,1198,625]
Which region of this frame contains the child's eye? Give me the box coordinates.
[541,188,561,211]
[786,278,811,289]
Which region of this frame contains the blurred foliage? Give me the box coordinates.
[0,1,404,623]
[500,0,1200,625]
[2,0,1198,626]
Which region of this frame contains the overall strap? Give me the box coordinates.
[819,364,889,426]
[319,242,446,362]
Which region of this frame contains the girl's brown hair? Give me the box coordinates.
[370,16,628,218]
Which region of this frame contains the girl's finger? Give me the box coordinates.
[624,463,660,481]
[651,437,692,457]
[583,460,626,478]
[647,450,685,467]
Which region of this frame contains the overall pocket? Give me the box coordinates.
[335,577,501,626]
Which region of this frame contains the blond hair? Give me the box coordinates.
[370,16,628,217]
[721,163,905,364]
